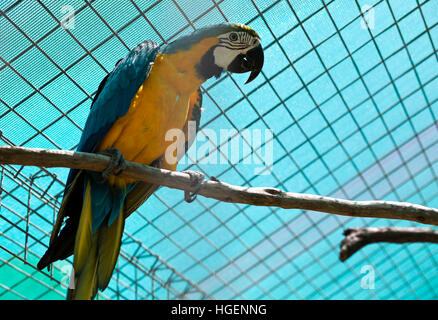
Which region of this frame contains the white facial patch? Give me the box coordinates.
[213,46,241,70]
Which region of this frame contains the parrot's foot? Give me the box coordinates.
[182,170,205,203]
[98,148,127,179]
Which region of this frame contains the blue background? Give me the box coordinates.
[0,0,438,299]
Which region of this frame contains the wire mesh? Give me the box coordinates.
[0,0,438,299]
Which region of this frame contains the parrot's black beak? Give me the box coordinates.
[227,44,264,84]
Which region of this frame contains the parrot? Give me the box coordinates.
[36,22,264,300]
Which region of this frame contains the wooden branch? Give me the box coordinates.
[339,227,438,262]
[1,146,438,227]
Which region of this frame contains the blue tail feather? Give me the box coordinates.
[85,173,135,233]
[108,189,124,227]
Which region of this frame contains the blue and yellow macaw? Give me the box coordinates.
[37,23,264,300]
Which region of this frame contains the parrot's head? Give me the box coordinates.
[164,23,264,84]
[208,23,264,84]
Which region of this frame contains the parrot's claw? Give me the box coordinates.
[98,148,127,179]
[182,170,205,203]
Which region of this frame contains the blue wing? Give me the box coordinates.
[66,40,160,187]
[78,40,159,153]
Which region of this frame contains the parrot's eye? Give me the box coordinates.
[252,39,258,45]
[229,32,238,41]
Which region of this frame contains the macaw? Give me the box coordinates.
[37,22,264,300]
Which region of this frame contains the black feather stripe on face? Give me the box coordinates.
[195,45,224,80]
[217,43,248,50]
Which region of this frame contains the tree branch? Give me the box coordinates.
[339,227,438,262]
[1,146,438,227]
